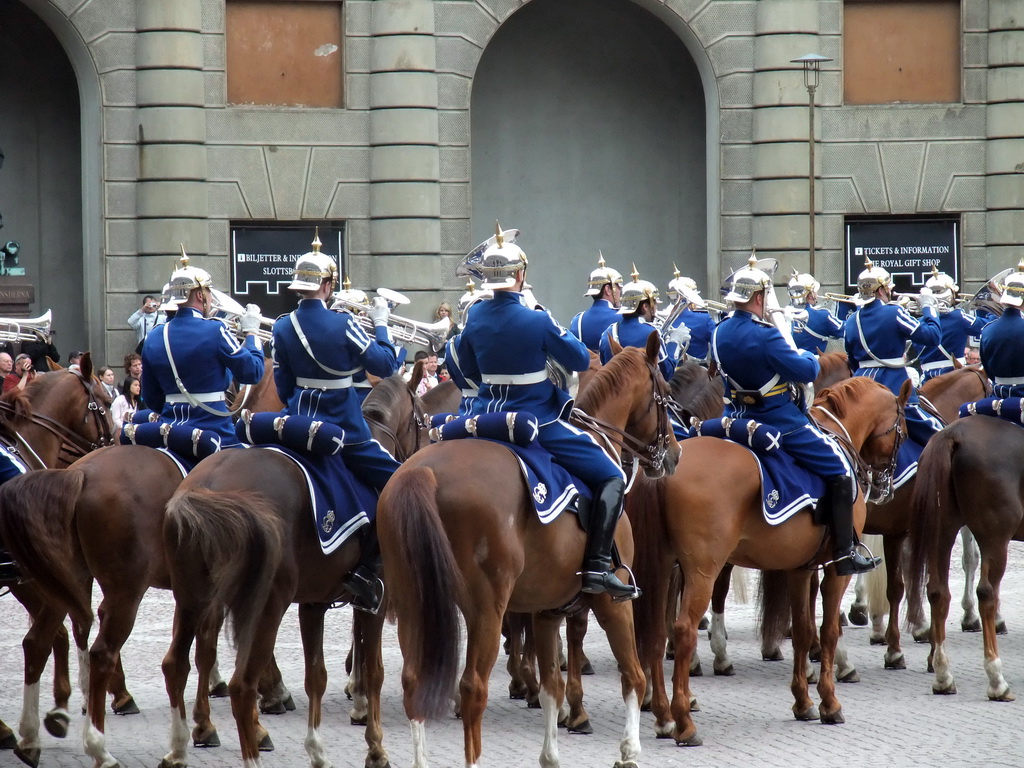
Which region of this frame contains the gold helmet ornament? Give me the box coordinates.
[166,245,213,307]
[333,275,370,310]
[667,264,705,308]
[787,268,820,307]
[618,264,662,314]
[999,258,1024,308]
[723,252,772,304]
[924,264,958,305]
[584,251,624,297]
[478,222,528,290]
[855,257,892,304]
[288,228,338,292]
[457,278,493,328]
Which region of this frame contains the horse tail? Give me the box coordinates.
[907,428,959,604]
[862,533,888,617]
[624,473,670,665]
[0,469,92,627]
[731,566,751,605]
[164,488,284,663]
[380,465,463,720]
[757,570,790,650]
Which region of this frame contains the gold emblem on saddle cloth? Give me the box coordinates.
[321,509,336,534]
[533,483,548,504]
[766,489,780,509]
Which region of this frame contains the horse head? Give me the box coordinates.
[362,374,428,462]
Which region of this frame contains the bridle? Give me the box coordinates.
[811,397,905,504]
[0,370,115,470]
[570,357,674,476]
[363,383,430,463]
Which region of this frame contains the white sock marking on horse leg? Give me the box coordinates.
[77,647,90,704]
[932,642,954,691]
[985,657,1011,699]
[835,635,856,679]
[410,720,429,768]
[162,706,190,766]
[852,572,867,610]
[538,689,560,768]
[208,659,223,689]
[960,527,980,624]
[710,612,731,671]
[243,758,263,768]
[18,682,40,749]
[619,689,642,765]
[83,717,119,768]
[304,726,332,768]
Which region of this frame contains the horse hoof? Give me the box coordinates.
[848,605,868,626]
[839,612,848,627]
[794,705,819,721]
[193,725,221,748]
[0,732,15,750]
[821,707,845,725]
[508,683,527,700]
[698,615,709,631]
[997,620,1008,635]
[209,681,230,698]
[14,746,41,768]
[260,699,287,715]
[350,715,368,726]
[283,695,296,711]
[713,664,735,677]
[113,697,141,716]
[961,619,982,633]
[258,733,275,752]
[675,731,703,747]
[159,758,186,768]
[809,648,822,663]
[526,698,541,709]
[989,686,1015,702]
[613,761,639,768]
[581,661,595,676]
[884,656,906,671]
[567,719,592,735]
[665,647,675,661]
[43,710,70,738]
[933,683,957,695]
[913,630,931,644]
[869,635,886,646]
[763,648,784,662]
[690,698,700,712]
[691,660,703,677]
[838,669,860,683]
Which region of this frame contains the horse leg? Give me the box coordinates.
[807,569,822,663]
[160,602,203,768]
[927,524,959,695]
[817,570,850,724]
[348,614,369,725]
[209,658,229,698]
[533,612,566,768]
[882,533,907,669]
[638,560,674,736]
[564,611,591,733]
[902,537,930,642]
[0,718,14,749]
[589,596,644,768]
[46,623,73,736]
[709,564,734,675]
[504,613,528,700]
[976,537,1014,701]
[788,571,818,721]
[959,526,982,632]
[354,608,389,768]
[190,611,222,748]
[847,572,869,626]
[15,605,68,768]
[522,614,541,708]
[257,652,295,715]
[107,654,137,716]
[671,566,715,746]
[298,603,332,768]
[458,603,504,767]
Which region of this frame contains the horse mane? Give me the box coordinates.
[575,346,645,414]
[669,360,723,422]
[0,377,35,421]
[361,374,406,424]
[814,352,852,389]
[813,376,880,419]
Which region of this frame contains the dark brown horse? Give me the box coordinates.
[907,412,1024,700]
[159,373,437,768]
[629,377,907,746]
[376,337,679,767]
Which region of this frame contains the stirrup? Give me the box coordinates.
[828,542,882,575]
[342,570,384,616]
[578,564,642,602]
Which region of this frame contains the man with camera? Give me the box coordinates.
[2,353,36,394]
[128,294,166,355]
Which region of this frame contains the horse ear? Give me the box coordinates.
[897,378,913,410]
[609,336,623,356]
[80,351,94,379]
[645,331,660,366]
[409,359,425,393]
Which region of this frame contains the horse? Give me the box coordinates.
[376,336,680,768]
[907,411,1024,701]
[628,377,907,746]
[159,373,441,768]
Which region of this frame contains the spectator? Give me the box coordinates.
[123,352,142,379]
[127,295,166,354]
[98,366,120,398]
[0,352,12,378]
[111,375,143,429]
[415,353,440,396]
[68,351,83,374]
[3,353,36,393]
[21,338,59,372]
[965,345,981,366]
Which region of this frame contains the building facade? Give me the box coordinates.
[1,0,1021,365]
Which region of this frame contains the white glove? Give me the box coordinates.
[239,303,262,334]
[367,296,390,327]
[917,287,938,311]
[783,306,809,324]
[665,322,691,348]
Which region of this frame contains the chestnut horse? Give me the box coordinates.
[159,373,445,768]
[377,337,680,768]
[629,377,907,746]
[907,413,1024,701]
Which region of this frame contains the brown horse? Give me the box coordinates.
[159,373,436,768]
[629,377,907,746]
[907,412,1024,700]
[376,337,679,767]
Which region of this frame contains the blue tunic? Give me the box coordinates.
[793,305,844,355]
[598,316,675,381]
[980,307,1024,398]
[444,334,479,415]
[141,307,265,447]
[919,309,990,381]
[672,308,716,362]
[570,299,621,353]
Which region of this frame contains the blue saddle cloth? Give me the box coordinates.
[893,437,924,490]
[260,446,377,554]
[506,441,591,523]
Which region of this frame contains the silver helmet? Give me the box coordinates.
[288,230,338,292]
[1000,258,1024,308]
[333,275,370,311]
[667,264,705,308]
[924,265,958,305]
[584,251,624,297]
[478,224,528,290]
[618,264,662,315]
[787,269,820,307]
[457,278,493,328]
[166,245,213,307]
[856,257,892,304]
[723,253,772,304]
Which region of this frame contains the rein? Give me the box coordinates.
[811,398,904,504]
[570,360,673,475]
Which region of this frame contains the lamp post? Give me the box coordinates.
[791,53,832,276]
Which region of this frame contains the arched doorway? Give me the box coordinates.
[0,1,92,360]
[471,0,707,322]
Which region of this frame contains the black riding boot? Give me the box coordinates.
[579,477,641,600]
[826,476,881,576]
[342,526,384,615]
[0,546,21,588]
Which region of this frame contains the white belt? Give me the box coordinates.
[482,370,549,386]
[461,387,478,398]
[995,375,1024,386]
[858,358,905,369]
[297,376,352,389]
[165,391,225,404]
[921,360,954,372]
[353,380,373,389]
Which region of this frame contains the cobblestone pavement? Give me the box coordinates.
[2,538,1024,768]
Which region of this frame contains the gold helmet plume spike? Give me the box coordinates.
[465,278,476,293]
[312,227,322,253]
[791,267,800,279]
[747,251,758,269]
[178,243,189,269]
[673,263,681,280]
[343,275,352,291]
[864,256,874,270]
[630,263,640,282]
[598,250,606,268]
[495,221,504,248]
[1016,257,1024,272]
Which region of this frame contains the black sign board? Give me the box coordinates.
[845,218,959,293]
[230,222,345,320]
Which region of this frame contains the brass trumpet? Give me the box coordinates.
[824,292,860,304]
[211,290,276,344]
[331,290,450,349]
[0,310,53,344]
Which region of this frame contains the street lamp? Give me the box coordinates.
[790,53,833,276]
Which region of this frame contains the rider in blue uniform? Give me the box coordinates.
[0,444,30,584]
[271,237,402,614]
[331,278,405,403]
[666,269,715,364]
[980,259,1024,398]
[569,252,623,352]
[844,258,943,445]
[443,280,491,415]
[711,255,880,575]
[141,248,265,448]
[454,228,639,599]
[599,266,682,381]
[786,270,845,355]
[917,267,990,381]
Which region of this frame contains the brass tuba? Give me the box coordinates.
[0,309,53,344]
